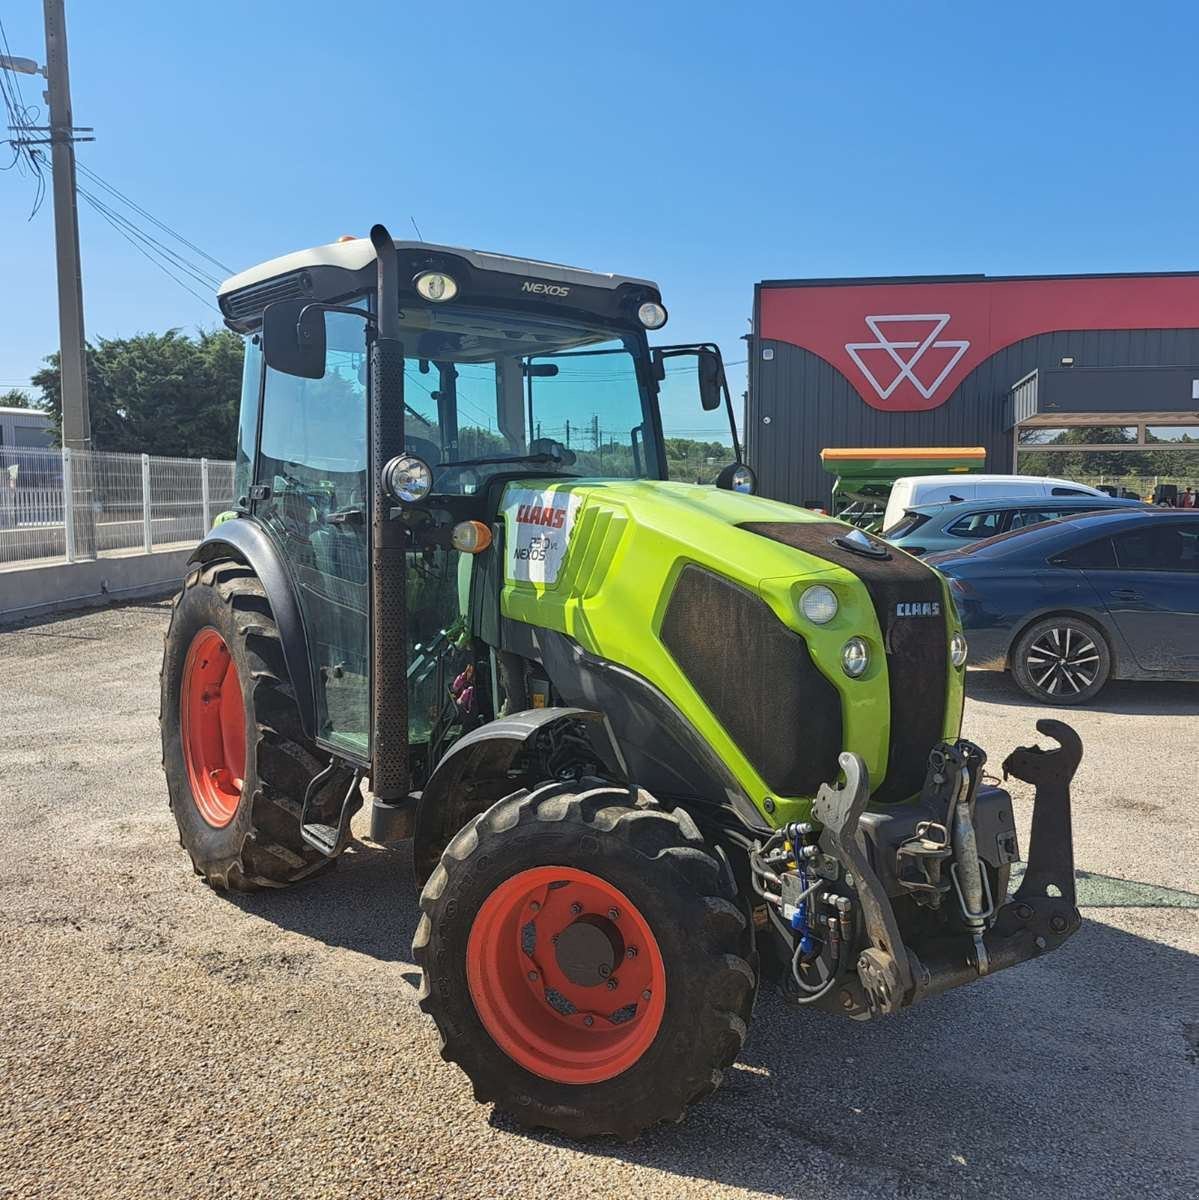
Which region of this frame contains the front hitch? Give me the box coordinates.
[813,721,1083,1017]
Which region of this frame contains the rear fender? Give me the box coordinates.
[412,708,627,887]
[189,519,317,738]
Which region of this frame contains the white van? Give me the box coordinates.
[882,474,1106,535]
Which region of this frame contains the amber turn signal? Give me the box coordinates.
[451,520,492,554]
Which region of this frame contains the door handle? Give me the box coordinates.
[1110,588,1143,601]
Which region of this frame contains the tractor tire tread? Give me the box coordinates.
[413,781,755,1140]
[160,558,358,891]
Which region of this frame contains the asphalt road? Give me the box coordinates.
[1,601,1196,1200]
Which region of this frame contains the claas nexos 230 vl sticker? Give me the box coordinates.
[504,488,582,586]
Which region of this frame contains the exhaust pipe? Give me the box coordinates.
[367,223,409,801]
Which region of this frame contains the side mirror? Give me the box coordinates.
[262,299,327,379]
[715,463,757,494]
[698,348,724,411]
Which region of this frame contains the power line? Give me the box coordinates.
[75,161,233,277]
[73,178,220,314]
[76,178,223,290]
[0,14,48,215]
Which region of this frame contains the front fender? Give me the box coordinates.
[412,708,626,887]
[190,517,317,738]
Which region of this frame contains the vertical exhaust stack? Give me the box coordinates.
[368,224,409,801]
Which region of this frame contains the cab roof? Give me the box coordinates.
[217,237,662,333]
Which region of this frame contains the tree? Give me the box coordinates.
[31,328,244,458]
[0,388,38,409]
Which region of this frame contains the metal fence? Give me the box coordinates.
[0,446,235,568]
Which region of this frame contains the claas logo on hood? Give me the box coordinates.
[516,503,567,529]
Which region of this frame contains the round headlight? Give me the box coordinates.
[716,462,757,494]
[382,454,433,504]
[841,636,869,678]
[638,301,668,329]
[414,271,458,303]
[950,630,969,668]
[800,584,838,625]
[730,465,756,493]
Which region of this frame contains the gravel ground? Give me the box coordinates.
[0,600,1196,1200]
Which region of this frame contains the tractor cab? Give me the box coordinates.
[216,230,744,782]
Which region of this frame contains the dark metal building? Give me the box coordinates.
[746,272,1199,506]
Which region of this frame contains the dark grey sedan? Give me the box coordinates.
[929,509,1199,703]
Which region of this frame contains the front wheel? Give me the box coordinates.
[1011,615,1111,705]
[413,783,756,1139]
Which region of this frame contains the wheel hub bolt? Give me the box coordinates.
[597,963,610,978]
[606,978,618,990]
[529,901,540,913]
[607,907,620,920]
[641,989,652,1001]
[1049,915,1068,933]
[626,946,638,959]
[1015,903,1033,921]
[583,1015,594,1027]
[570,902,583,915]
[527,970,539,981]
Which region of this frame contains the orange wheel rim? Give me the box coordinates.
[180,628,246,828]
[466,865,667,1084]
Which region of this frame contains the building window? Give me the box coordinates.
[1145,425,1199,444]
[1017,425,1138,446]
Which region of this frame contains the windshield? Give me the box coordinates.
[393,306,659,493]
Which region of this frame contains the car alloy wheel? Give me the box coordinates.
[1024,625,1101,697]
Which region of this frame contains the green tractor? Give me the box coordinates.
[160,226,1083,1139]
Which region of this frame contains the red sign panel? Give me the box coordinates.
[759,275,1199,413]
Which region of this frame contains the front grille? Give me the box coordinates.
[740,522,949,803]
[660,564,842,797]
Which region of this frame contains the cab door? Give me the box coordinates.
[253,310,372,760]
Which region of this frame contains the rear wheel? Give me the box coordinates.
[1011,615,1111,705]
[160,560,358,889]
[413,782,756,1139]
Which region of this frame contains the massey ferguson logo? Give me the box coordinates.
[896,601,941,618]
[522,280,571,297]
[845,314,970,401]
[516,503,567,529]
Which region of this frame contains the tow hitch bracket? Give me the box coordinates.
[813,753,915,1016]
[813,721,1083,1019]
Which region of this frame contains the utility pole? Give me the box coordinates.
[3,3,97,554]
[42,0,91,454]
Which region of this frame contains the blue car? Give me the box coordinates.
[883,494,1146,557]
[928,509,1199,704]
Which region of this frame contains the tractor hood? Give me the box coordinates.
[494,478,965,821]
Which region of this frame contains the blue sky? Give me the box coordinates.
[2,0,1196,432]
